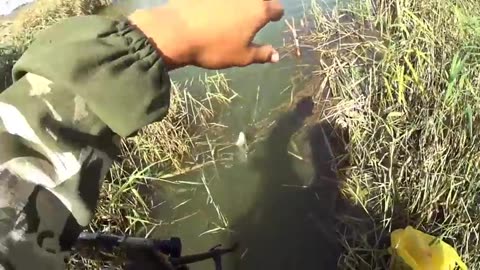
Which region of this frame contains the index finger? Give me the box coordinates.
[264,0,284,22]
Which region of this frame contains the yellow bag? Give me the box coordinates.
[390,226,467,270]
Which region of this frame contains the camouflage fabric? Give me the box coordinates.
[0,15,171,270]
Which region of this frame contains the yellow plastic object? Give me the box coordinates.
[390,226,467,270]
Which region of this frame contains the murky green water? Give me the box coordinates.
[104,1,340,269]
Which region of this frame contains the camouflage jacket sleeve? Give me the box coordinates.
[0,15,171,270]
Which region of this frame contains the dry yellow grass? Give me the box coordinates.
[9,0,111,44]
[280,0,480,268]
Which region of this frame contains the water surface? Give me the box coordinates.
[104,1,340,269]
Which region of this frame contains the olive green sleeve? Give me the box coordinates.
[0,15,171,270]
[13,15,171,137]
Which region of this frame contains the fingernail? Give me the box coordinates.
[271,50,280,63]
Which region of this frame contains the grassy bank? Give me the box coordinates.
[294,0,480,268]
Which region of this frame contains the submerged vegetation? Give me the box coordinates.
[1,0,480,268]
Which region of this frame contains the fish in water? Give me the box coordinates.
[235,131,248,163]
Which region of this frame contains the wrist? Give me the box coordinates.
[128,6,195,70]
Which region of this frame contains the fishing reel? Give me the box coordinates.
[75,232,238,270]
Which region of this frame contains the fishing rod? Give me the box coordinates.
[74,232,238,270]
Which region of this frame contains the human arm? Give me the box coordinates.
[0,15,172,270]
